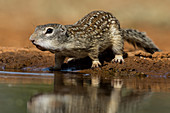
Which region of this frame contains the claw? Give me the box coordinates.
[91,61,101,68]
[66,58,75,63]
[112,55,124,64]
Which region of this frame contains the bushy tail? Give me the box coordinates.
[122,29,161,54]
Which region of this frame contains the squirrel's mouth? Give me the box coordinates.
[35,45,47,51]
[32,42,47,51]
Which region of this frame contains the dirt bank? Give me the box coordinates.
[0,47,169,77]
[82,50,170,77]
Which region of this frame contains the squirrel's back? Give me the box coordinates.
[67,11,120,39]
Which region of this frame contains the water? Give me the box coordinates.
[0,71,170,113]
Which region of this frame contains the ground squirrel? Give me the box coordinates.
[30,11,160,70]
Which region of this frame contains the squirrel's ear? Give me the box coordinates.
[59,25,67,35]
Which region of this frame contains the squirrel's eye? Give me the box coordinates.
[45,28,53,34]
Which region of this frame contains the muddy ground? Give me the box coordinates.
[0,47,169,77]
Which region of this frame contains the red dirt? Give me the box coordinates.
[79,50,170,76]
[0,47,169,77]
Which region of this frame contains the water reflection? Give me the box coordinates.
[28,72,152,113]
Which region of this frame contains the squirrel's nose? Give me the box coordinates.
[29,34,36,43]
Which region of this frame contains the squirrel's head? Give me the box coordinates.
[29,24,67,51]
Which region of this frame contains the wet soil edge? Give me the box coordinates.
[0,47,169,77]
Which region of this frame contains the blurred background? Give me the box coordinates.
[0,0,169,50]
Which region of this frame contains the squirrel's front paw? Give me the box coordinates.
[112,55,124,64]
[91,61,101,68]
